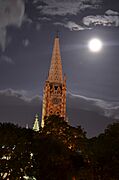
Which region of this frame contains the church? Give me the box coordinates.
[33,33,66,130]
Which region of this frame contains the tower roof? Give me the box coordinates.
[48,35,63,83]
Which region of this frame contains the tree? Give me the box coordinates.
[0,123,34,179]
[0,122,85,180]
[31,135,84,180]
[42,115,87,153]
[87,122,119,180]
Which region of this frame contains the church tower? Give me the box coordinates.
[41,34,66,128]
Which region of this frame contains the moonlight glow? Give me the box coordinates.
[88,38,102,52]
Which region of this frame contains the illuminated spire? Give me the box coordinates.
[41,34,66,128]
[48,34,63,83]
[33,114,39,132]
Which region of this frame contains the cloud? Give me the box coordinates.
[0,55,14,64]
[23,15,33,24]
[68,92,119,119]
[54,21,86,31]
[40,0,102,16]
[0,89,30,102]
[0,88,42,102]
[0,0,25,51]
[36,23,41,31]
[38,17,51,21]
[54,20,92,31]
[105,9,119,16]
[22,39,30,47]
[36,5,44,10]
[33,0,39,4]
[83,9,119,27]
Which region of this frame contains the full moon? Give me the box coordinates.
[88,38,102,52]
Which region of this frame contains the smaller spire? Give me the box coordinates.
[33,114,40,132]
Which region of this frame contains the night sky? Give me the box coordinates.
[0,0,119,137]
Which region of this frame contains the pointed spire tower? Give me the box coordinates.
[33,114,40,132]
[41,33,66,127]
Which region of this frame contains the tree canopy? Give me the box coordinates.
[0,117,119,180]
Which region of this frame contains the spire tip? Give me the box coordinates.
[55,30,59,38]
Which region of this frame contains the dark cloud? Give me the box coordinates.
[0,55,14,64]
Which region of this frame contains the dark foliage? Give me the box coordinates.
[83,121,119,180]
[0,118,119,180]
[0,116,85,180]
